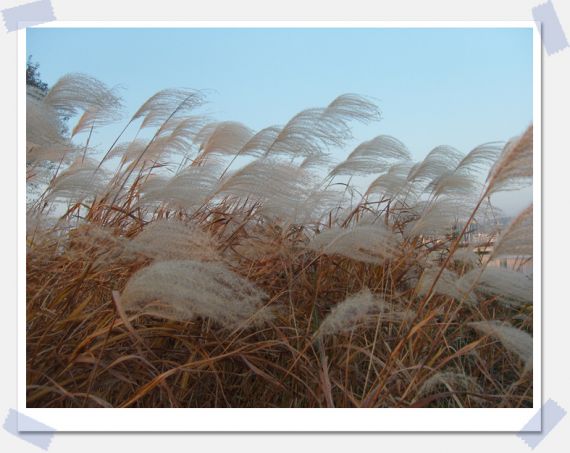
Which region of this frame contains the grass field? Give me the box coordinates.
[26,74,533,408]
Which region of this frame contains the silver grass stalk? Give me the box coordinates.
[308,223,400,265]
[46,158,109,203]
[366,161,416,201]
[127,220,220,262]
[461,267,532,307]
[265,94,379,158]
[299,153,333,171]
[455,143,503,175]
[120,260,271,329]
[324,94,380,125]
[417,371,483,404]
[407,145,465,184]
[195,121,254,158]
[417,267,477,305]
[329,135,411,177]
[64,224,133,269]
[131,88,206,129]
[216,158,317,216]
[403,198,474,238]
[469,320,533,371]
[122,116,205,165]
[27,88,69,151]
[107,92,208,209]
[451,248,481,267]
[490,204,533,260]
[138,159,223,210]
[486,125,533,195]
[316,288,413,338]
[427,171,481,199]
[237,126,282,157]
[413,125,532,310]
[42,73,124,137]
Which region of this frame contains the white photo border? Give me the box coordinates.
[18,20,542,432]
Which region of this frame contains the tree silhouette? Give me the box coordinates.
[26,56,48,94]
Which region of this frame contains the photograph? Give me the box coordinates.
[24,24,536,413]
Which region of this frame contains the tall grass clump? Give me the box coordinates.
[26,73,534,408]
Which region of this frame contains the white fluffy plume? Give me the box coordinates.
[417,371,483,400]
[404,198,474,238]
[461,267,532,307]
[309,223,400,265]
[491,204,533,259]
[43,73,124,137]
[366,161,416,201]
[127,220,219,262]
[138,160,222,210]
[408,145,464,184]
[120,260,271,328]
[27,87,70,152]
[417,267,477,304]
[131,88,206,129]
[265,94,379,158]
[195,121,254,157]
[469,320,533,371]
[216,158,336,223]
[46,158,108,202]
[316,288,413,337]
[329,135,411,177]
[486,125,533,194]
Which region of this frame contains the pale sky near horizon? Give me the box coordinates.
[27,27,534,215]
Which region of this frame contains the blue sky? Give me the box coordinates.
[27,27,533,213]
